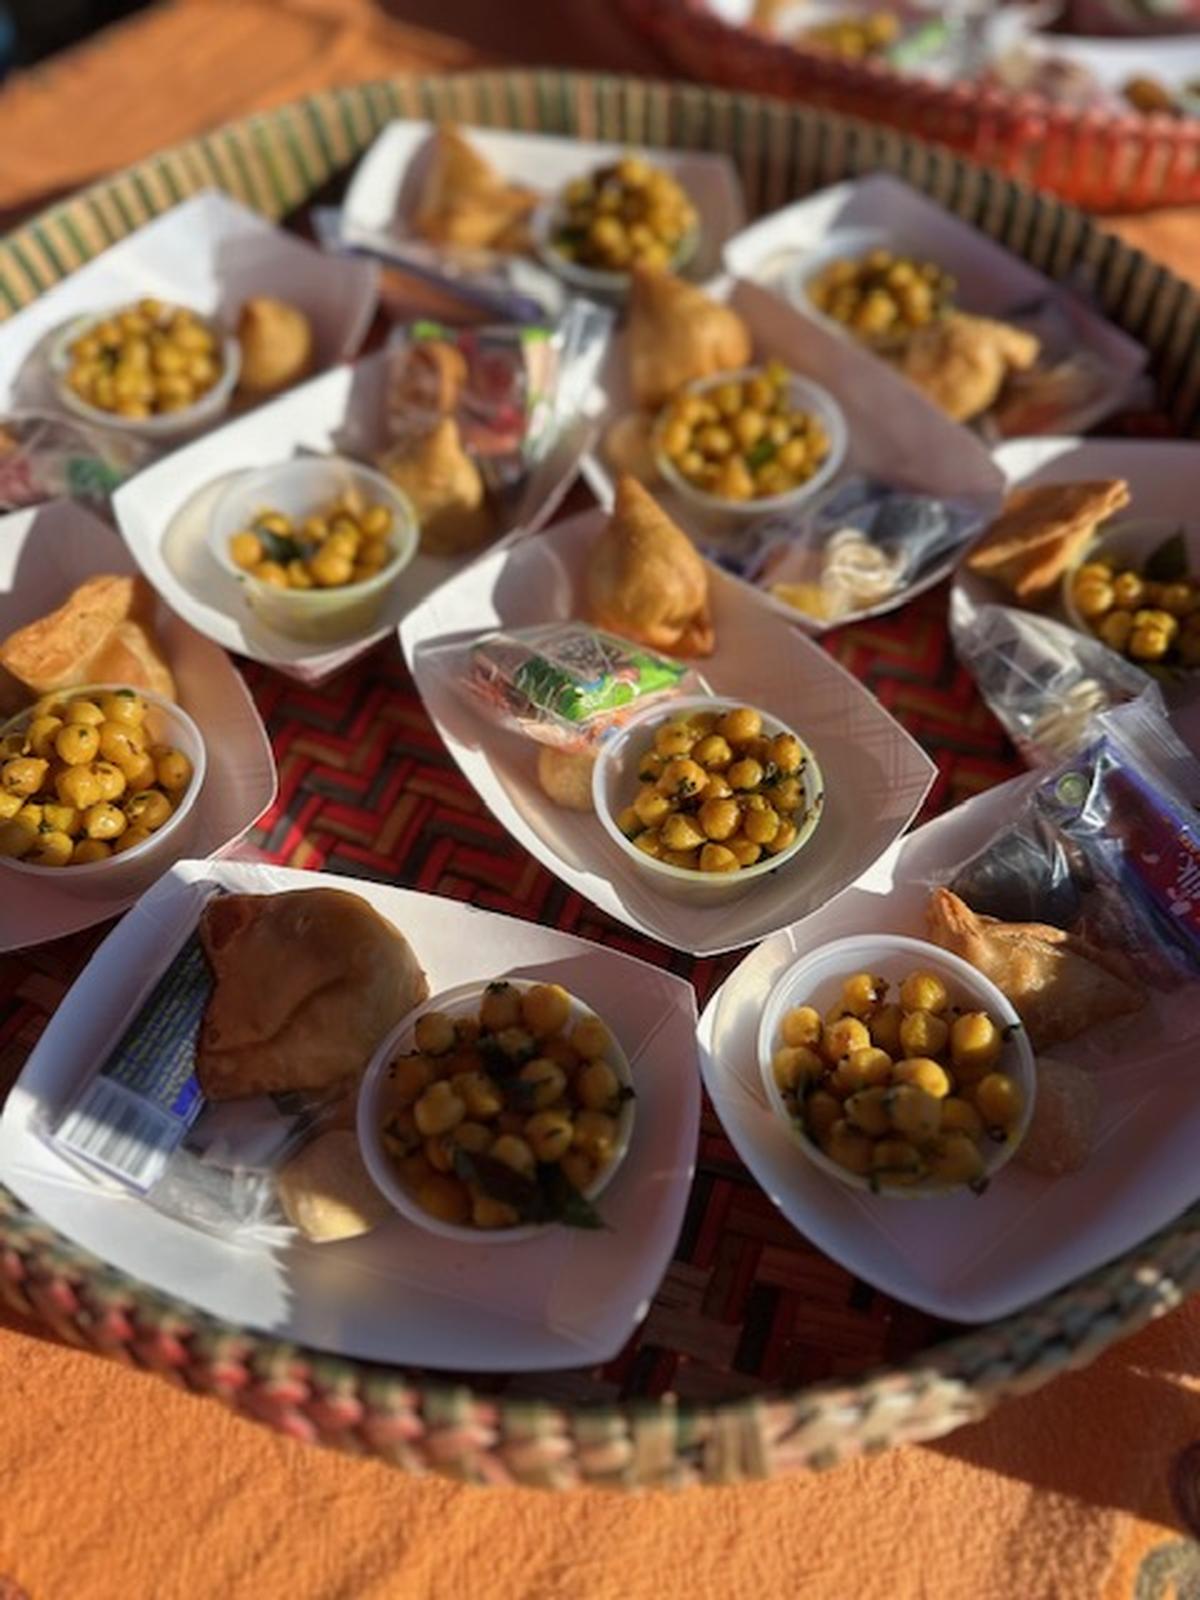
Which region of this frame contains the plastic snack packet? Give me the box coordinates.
[383,298,612,499]
[427,622,704,753]
[952,601,1164,765]
[714,476,991,623]
[0,410,146,512]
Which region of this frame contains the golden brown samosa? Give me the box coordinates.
[891,311,1040,424]
[196,888,428,1102]
[584,475,715,657]
[627,267,753,411]
[380,417,494,557]
[236,297,314,397]
[411,123,535,251]
[925,887,1145,1051]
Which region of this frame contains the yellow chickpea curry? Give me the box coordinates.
[228,492,396,593]
[618,704,816,875]
[774,966,1023,1193]
[1070,553,1200,669]
[380,981,631,1231]
[66,299,223,420]
[553,155,697,274]
[0,689,193,868]
[807,249,957,346]
[657,362,831,503]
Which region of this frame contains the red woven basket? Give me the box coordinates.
[619,0,1200,211]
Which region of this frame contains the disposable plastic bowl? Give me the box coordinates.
[654,367,848,521]
[357,980,636,1244]
[49,304,240,441]
[592,694,824,905]
[529,195,698,301]
[208,457,418,645]
[0,683,207,901]
[1061,515,1198,650]
[757,933,1036,1199]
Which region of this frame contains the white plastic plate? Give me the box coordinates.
[0,190,379,420]
[399,505,935,956]
[582,277,1004,634]
[112,350,595,683]
[343,121,745,289]
[0,859,701,1372]
[0,501,275,951]
[700,774,1200,1322]
[723,174,1148,439]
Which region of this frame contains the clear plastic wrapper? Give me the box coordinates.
[383,298,612,499]
[953,601,1165,765]
[940,699,1200,994]
[46,903,348,1245]
[0,410,146,512]
[427,622,704,754]
[703,475,990,623]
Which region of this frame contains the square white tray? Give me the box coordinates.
[399,506,935,956]
[699,774,1200,1322]
[0,190,379,419]
[723,174,1147,439]
[0,500,275,951]
[112,350,595,683]
[343,120,746,289]
[0,859,701,1372]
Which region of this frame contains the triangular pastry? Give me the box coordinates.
[584,475,715,658]
[627,268,753,411]
[891,310,1040,425]
[381,417,494,557]
[411,123,535,250]
[966,478,1130,604]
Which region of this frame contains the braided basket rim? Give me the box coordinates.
[0,69,1198,1485]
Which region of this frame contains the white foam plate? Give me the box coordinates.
[0,501,275,951]
[398,505,935,956]
[952,435,1200,752]
[0,190,379,422]
[0,859,701,1371]
[723,174,1148,439]
[343,121,745,289]
[700,772,1200,1322]
[111,350,595,683]
[582,277,1005,634]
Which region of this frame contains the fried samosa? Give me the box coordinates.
[892,311,1040,424]
[236,296,314,397]
[196,888,428,1101]
[584,475,715,657]
[966,479,1130,605]
[925,887,1145,1050]
[380,416,494,557]
[627,268,753,411]
[0,573,175,713]
[411,123,535,251]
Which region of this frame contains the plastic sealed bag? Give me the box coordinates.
[382,298,612,500]
[0,410,146,512]
[427,622,704,754]
[952,600,1165,765]
[706,475,992,623]
[941,698,1200,995]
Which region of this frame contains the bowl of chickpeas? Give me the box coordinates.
[1062,520,1200,672]
[791,231,957,353]
[758,935,1036,1198]
[208,457,419,644]
[50,299,240,439]
[357,978,636,1242]
[594,696,823,903]
[653,365,847,519]
[0,684,205,898]
[532,154,700,298]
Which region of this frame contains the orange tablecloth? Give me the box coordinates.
[1,6,1200,1599]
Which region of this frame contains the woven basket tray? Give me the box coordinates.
[2,70,1200,1490]
[620,0,1200,213]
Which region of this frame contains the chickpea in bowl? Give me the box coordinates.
[357,979,636,1242]
[654,364,847,517]
[1064,528,1200,669]
[757,935,1035,1198]
[0,684,205,893]
[804,246,956,348]
[51,299,240,438]
[534,154,699,295]
[594,696,823,902]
